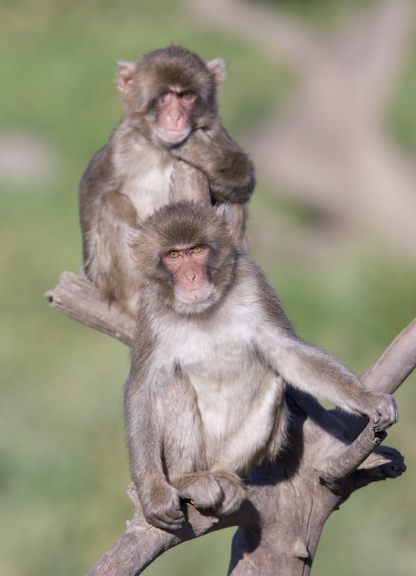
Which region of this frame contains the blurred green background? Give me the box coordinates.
[1,0,415,575]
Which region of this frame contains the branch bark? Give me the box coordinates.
[363,317,416,394]
[45,270,135,346]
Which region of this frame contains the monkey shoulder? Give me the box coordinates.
[239,260,295,335]
[233,260,291,322]
[79,143,117,201]
[80,117,132,194]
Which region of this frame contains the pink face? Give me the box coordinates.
[155,90,198,144]
[162,244,212,302]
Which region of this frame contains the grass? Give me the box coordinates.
[0,1,415,575]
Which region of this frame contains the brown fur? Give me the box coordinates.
[79,45,255,317]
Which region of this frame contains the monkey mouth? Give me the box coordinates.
[176,284,213,303]
[155,126,191,144]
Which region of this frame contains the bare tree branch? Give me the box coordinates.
[85,484,245,576]
[319,421,387,488]
[333,317,416,439]
[362,317,416,394]
[45,271,135,346]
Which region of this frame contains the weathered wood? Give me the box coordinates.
[45,270,135,346]
[363,317,416,394]
[335,317,416,439]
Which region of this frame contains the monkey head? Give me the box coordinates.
[115,45,225,147]
[126,201,238,314]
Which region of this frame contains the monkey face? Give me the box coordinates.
[125,201,238,315]
[115,46,221,148]
[154,90,198,145]
[162,243,213,302]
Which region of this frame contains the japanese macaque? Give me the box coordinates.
[79,45,255,317]
[124,201,398,531]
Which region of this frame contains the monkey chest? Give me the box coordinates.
[116,143,175,220]
[167,324,269,425]
[123,163,174,220]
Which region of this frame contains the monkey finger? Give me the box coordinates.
[369,395,398,431]
[148,508,185,531]
[378,394,398,428]
[153,518,185,531]
[374,408,398,431]
[141,482,186,530]
[370,410,381,425]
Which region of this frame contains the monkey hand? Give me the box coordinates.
[215,473,246,515]
[170,127,255,204]
[139,480,185,531]
[358,391,398,432]
[176,472,224,511]
[170,127,213,166]
[176,472,246,516]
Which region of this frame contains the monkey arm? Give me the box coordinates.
[79,145,142,316]
[124,373,185,530]
[124,375,163,485]
[168,160,211,204]
[260,329,398,431]
[170,119,256,204]
[246,262,398,430]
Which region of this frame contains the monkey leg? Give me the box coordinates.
[83,191,141,317]
[168,160,211,205]
[161,373,224,513]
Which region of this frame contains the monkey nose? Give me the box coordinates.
[168,112,181,125]
[184,271,197,283]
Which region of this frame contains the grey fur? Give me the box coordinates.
[125,202,398,531]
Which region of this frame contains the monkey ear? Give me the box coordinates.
[115,61,138,98]
[124,227,141,263]
[206,58,226,88]
[216,204,234,238]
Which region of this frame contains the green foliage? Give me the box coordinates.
[0,1,415,575]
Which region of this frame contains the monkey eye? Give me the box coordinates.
[168,250,180,259]
[191,246,203,254]
[181,91,194,99]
